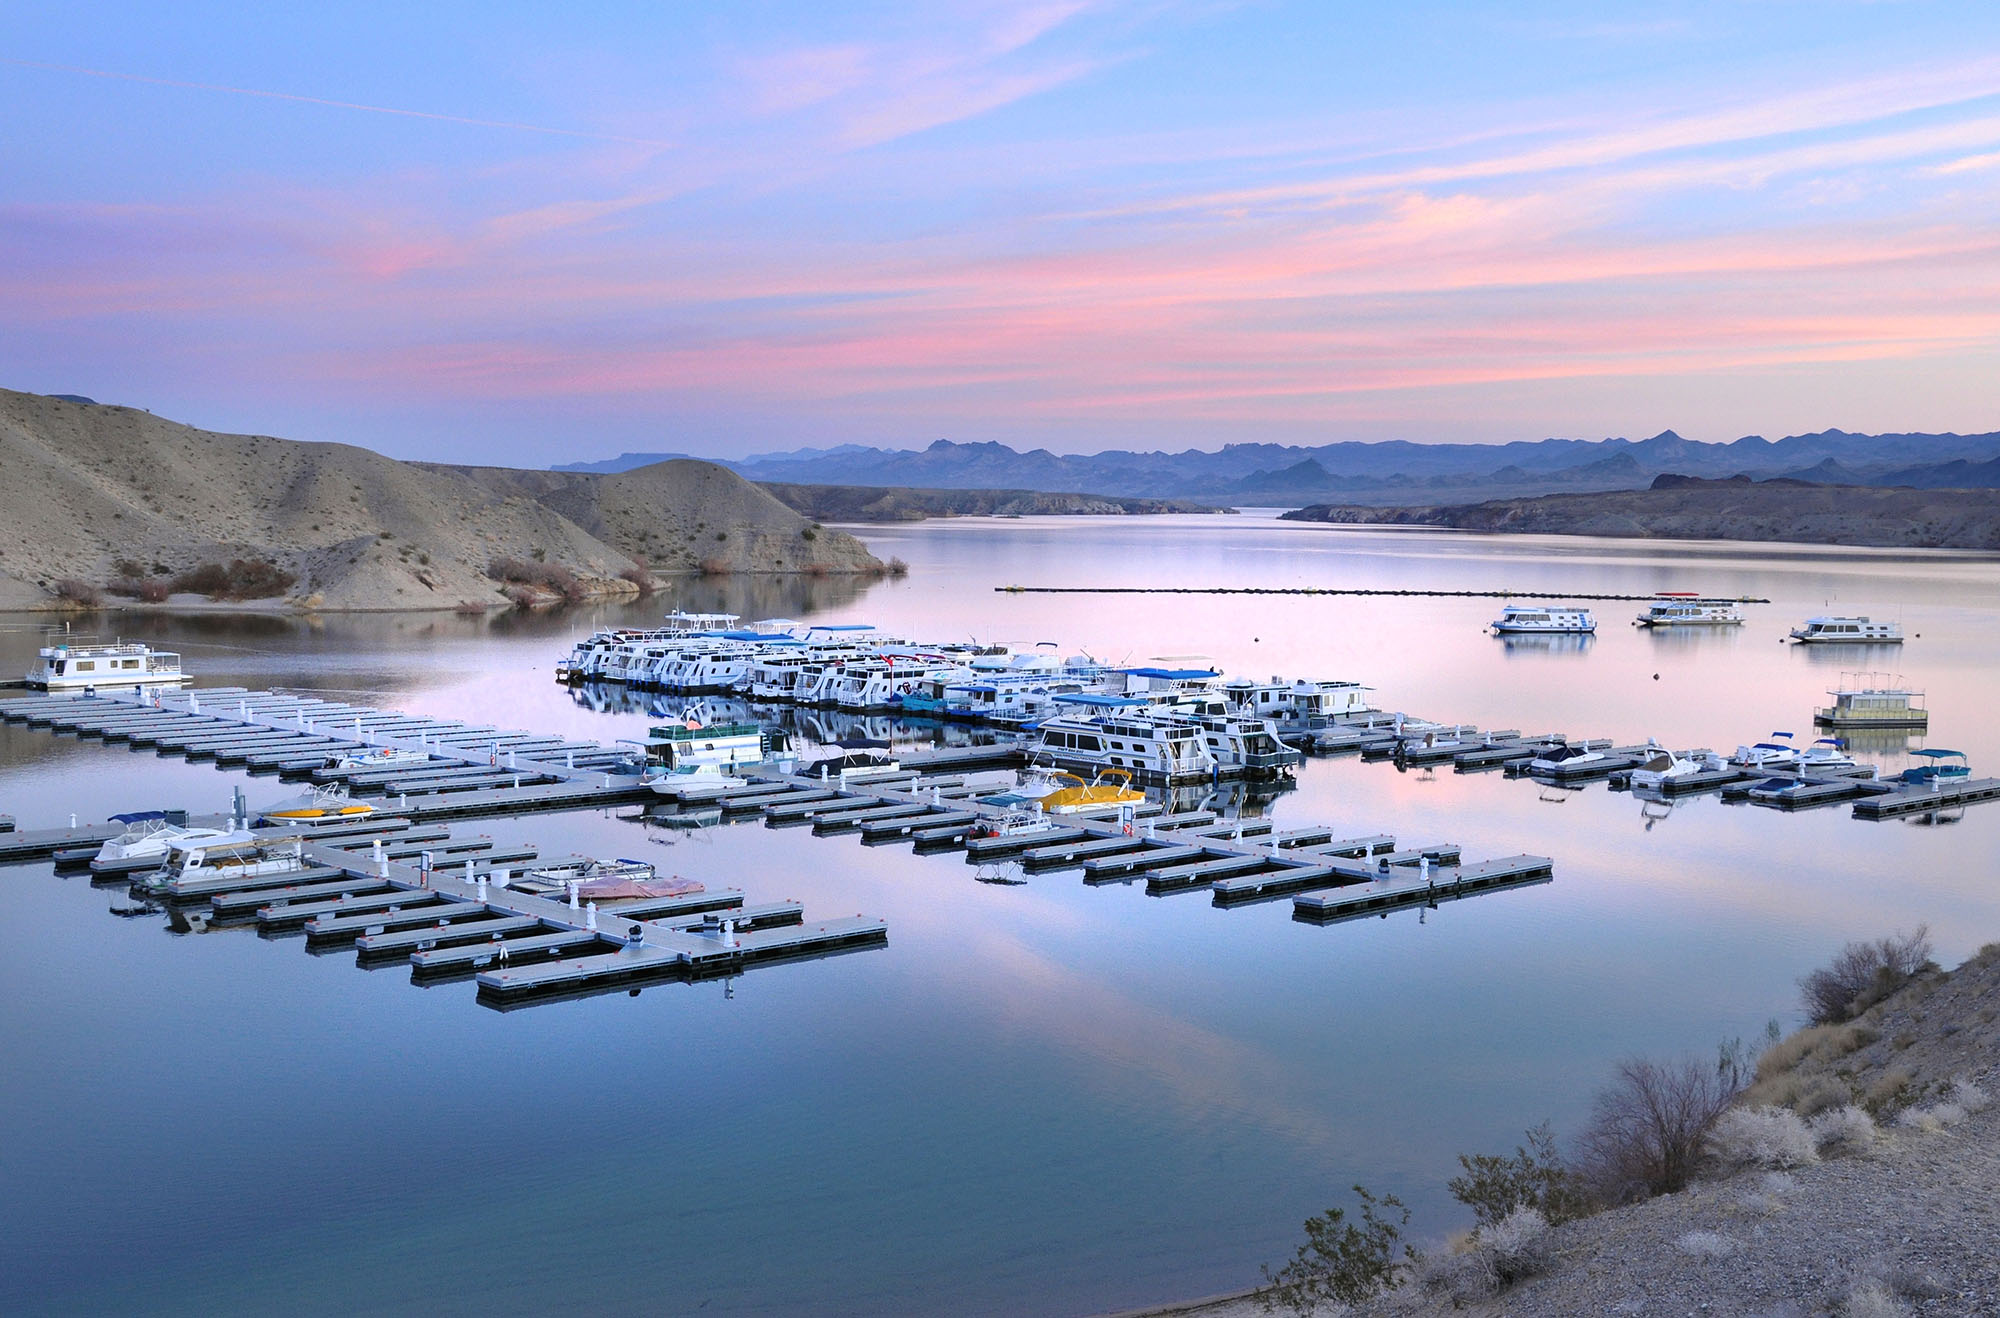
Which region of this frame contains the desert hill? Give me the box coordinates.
[1281,475,2000,549]
[756,482,1223,521]
[0,389,879,611]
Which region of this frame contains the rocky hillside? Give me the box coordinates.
[0,389,880,611]
[758,482,1226,521]
[1282,476,2000,549]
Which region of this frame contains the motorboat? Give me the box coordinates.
[327,747,433,771]
[1790,616,1903,644]
[1636,594,1744,627]
[1035,769,1147,815]
[1796,737,1862,773]
[26,634,186,691]
[1893,749,1970,786]
[1528,743,1606,773]
[807,749,903,782]
[968,810,1061,840]
[93,813,233,866]
[258,786,373,822]
[1730,734,1801,770]
[510,857,700,899]
[137,832,307,893]
[1627,748,1725,790]
[1491,605,1597,635]
[644,762,748,800]
[1746,777,1814,804]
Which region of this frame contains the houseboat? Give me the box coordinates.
[1790,616,1903,644]
[1814,678,1929,730]
[1635,594,1744,627]
[638,717,789,779]
[1031,703,1217,783]
[1491,604,1597,635]
[26,636,185,691]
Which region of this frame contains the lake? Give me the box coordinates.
[4,513,1998,1316]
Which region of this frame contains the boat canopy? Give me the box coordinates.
[1912,748,1966,759]
[1119,666,1220,680]
[1053,693,1150,708]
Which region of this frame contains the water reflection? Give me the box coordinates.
[1497,631,1596,657]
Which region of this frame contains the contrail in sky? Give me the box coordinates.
[1,56,675,149]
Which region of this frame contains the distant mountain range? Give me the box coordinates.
[556,429,2000,504]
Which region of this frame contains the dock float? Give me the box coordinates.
[1292,855,1555,923]
[1852,777,2000,818]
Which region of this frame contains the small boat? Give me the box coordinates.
[1036,768,1146,815]
[257,785,374,822]
[1746,776,1813,804]
[138,832,307,893]
[1491,604,1597,635]
[1730,734,1800,770]
[1797,737,1862,773]
[968,810,1061,840]
[808,749,903,781]
[326,747,433,771]
[1636,594,1744,627]
[1627,748,1724,790]
[1893,748,1970,786]
[1529,743,1605,773]
[93,813,233,866]
[644,762,747,800]
[511,857,695,898]
[1790,616,1903,644]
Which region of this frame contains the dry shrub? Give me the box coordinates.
[500,584,539,608]
[1577,1053,1745,1203]
[618,556,655,596]
[1800,927,1935,1024]
[1709,1106,1819,1170]
[697,557,732,577]
[136,579,171,603]
[1808,1105,1879,1155]
[1448,1122,1588,1228]
[171,559,295,600]
[53,578,102,606]
[1480,1206,1552,1284]
[1861,1068,1915,1116]
[1675,1230,1737,1259]
[486,556,584,603]
[1794,1075,1854,1118]
[887,556,910,577]
[453,600,491,616]
[1756,1023,1844,1080]
[1844,1278,1908,1318]
[1895,1102,1966,1133]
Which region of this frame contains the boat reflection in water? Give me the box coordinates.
[566,680,1015,754]
[1496,631,1596,658]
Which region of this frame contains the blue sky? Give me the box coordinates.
[5,2,2000,463]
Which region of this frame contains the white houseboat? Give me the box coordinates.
[1790,616,1903,644]
[27,636,186,691]
[1491,604,1597,635]
[1031,699,1217,782]
[1635,594,1744,627]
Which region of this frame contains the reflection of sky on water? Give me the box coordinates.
[3,518,2000,1316]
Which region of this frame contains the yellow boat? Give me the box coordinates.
[258,787,375,821]
[1036,769,1145,815]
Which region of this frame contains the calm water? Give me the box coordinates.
[4,514,1998,1316]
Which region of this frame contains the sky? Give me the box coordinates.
[5,1,2000,464]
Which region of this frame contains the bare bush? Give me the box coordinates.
[485,556,584,603]
[136,579,170,603]
[1709,1106,1819,1170]
[500,584,539,608]
[453,600,491,616]
[1257,1185,1418,1315]
[1948,1078,1991,1113]
[887,556,910,577]
[1448,1122,1589,1228]
[1843,1278,1908,1318]
[170,559,296,600]
[52,578,102,606]
[698,557,733,577]
[1800,927,1935,1025]
[1675,1230,1737,1259]
[618,556,655,596]
[1577,1052,1745,1203]
[1895,1101,1968,1133]
[1481,1206,1552,1284]
[1809,1105,1879,1155]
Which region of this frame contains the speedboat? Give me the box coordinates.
[1790,616,1903,644]
[808,749,902,782]
[1529,743,1605,773]
[1796,737,1861,773]
[1491,605,1597,635]
[258,785,374,822]
[1730,734,1800,770]
[93,813,234,866]
[1628,748,1724,790]
[644,761,748,799]
[1746,777,1813,804]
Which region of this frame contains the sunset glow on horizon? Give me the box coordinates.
[6,2,2000,463]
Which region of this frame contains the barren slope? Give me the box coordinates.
[0,389,879,610]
